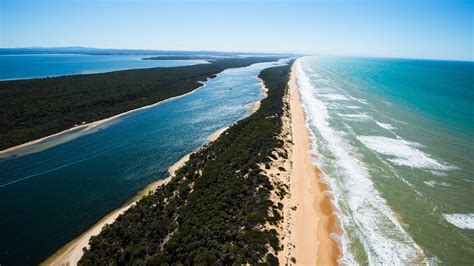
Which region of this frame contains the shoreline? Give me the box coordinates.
[42,176,171,266]
[43,82,269,266]
[286,61,341,264]
[0,83,207,159]
[43,127,225,266]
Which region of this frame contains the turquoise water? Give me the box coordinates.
[0,54,207,80]
[0,58,288,265]
[296,56,473,264]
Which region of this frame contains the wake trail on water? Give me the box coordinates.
[0,143,128,188]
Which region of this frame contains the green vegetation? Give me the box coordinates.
[79,60,294,265]
[0,57,281,150]
[142,56,219,60]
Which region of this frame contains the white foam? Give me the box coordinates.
[357,136,450,171]
[295,58,427,264]
[319,93,350,101]
[327,104,362,111]
[423,180,451,187]
[339,113,372,121]
[443,213,474,230]
[345,105,362,110]
[376,121,395,130]
[348,95,369,105]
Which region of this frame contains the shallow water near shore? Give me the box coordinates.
[0,58,288,265]
[296,56,474,264]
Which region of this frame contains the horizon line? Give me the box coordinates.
[1,45,472,62]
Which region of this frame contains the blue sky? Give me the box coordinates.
[1,0,472,60]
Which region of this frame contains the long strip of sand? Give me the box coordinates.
[287,62,340,265]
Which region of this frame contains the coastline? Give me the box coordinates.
[285,61,341,264]
[43,82,269,266]
[0,83,207,159]
[43,128,225,266]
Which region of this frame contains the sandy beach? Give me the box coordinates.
[285,62,340,265]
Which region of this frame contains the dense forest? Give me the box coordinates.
[143,56,222,60]
[0,57,281,150]
[79,60,294,265]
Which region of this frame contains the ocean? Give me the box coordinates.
[0,54,208,80]
[296,56,473,264]
[0,57,288,264]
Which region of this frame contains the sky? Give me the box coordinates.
[0,0,472,60]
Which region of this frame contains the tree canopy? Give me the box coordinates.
[79,61,294,265]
